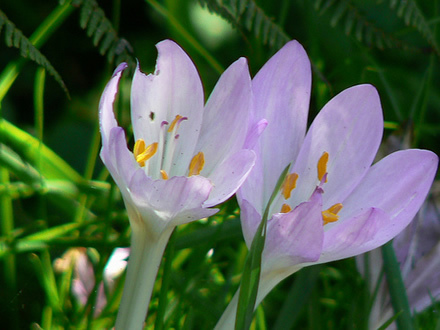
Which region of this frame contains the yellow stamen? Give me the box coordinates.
[188,152,205,176]
[280,203,292,213]
[168,115,184,133]
[281,173,299,199]
[317,151,329,182]
[160,170,169,180]
[322,203,343,225]
[134,139,146,158]
[135,141,158,166]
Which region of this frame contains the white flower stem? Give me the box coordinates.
[115,225,173,330]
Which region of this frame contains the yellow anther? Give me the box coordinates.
[328,203,343,214]
[168,115,184,133]
[160,170,169,180]
[281,173,299,199]
[317,151,329,182]
[135,141,158,166]
[322,203,343,225]
[280,203,292,213]
[134,139,146,158]
[188,152,205,176]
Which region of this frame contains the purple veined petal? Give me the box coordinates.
[130,40,204,176]
[100,127,139,203]
[238,198,263,248]
[196,57,252,175]
[289,84,383,210]
[99,62,127,145]
[243,118,268,150]
[318,207,390,263]
[247,40,311,209]
[263,190,324,271]
[337,149,438,238]
[237,151,265,214]
[203,149,256,208]
[128,170,216,232]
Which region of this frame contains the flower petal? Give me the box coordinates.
[203,149,256,208]
[339,149,438,238]
[196,57,252,175]
[99,62,127,145]
[239,198,263,248]
[263,189,324,270]
[319,207,389,263]
[128,170,217,235]
[130,40,204,176]
[290,84,383,209]
[241,40,311,211]
[100,127,139,201]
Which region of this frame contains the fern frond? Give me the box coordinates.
[199,0,290,49]
[0,10,68,95]
[74,0,135,69]
[314,0,419,52]
[389,0,440,55]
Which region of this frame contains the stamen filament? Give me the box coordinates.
[281,173,299,199]
[189,152,205,176]
[317,151,329,182]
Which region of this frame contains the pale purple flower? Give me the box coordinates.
[358,181,440,329]
[216,40,438,328]
[99,40,256,328]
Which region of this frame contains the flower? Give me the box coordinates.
[99,40,256,328]
[357,181,440,329]
[215,40,438,328]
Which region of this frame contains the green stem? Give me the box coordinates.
[115,225,174,330]
[381,241,414,330]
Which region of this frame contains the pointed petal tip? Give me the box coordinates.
[112,62,128,77]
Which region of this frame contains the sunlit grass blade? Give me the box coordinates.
[381,241,414,330]
[29,253,62,313]
[0,119,83,182]
[235,164,291,330]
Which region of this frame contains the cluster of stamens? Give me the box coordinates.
[280,151,343,226]
[133,115,205,179]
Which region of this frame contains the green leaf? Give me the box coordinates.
[0,119,83,183]
[235,164,291,330]
[381,241,414,330]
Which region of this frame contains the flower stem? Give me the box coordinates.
[115,225,173,330]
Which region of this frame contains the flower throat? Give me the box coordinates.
[133,115,205,179]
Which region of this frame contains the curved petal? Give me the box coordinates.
[290,84,383,209]
[241,40,312,210]
[130,40,204,176]
[239,198,263,248]
[338,149,438,236]
[203,149,255,208]
[196,57,252,174]
[263,189,324,271]
[99,62,127,145]
[319,207,390,263]
[128,170,216,235]
[100,127,139,201]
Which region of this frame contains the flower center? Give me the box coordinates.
[279,151,343,225]
[133,114,205,179]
